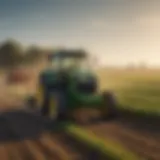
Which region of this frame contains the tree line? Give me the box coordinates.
[0,39,50,69]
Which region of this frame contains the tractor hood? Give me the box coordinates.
[69,69,97,95]
[70,68,96,82]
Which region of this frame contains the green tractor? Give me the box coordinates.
[26,49,118,123]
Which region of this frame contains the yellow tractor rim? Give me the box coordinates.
[36,84,44,108]
[49,95,57,118]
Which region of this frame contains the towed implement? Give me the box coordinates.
[26,49,118,123]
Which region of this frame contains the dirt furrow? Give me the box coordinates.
[6,143,23,160]
[36,132,105,160]
[49,133,89,160]
[0,145,9,160]
[0,115,106,160]
[0,105,107,160]
[35,134,71,160]
[23,140,47,160]
[84,121,160,160]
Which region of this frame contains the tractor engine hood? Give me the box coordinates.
[71,70,97,94]
[71,69,96,83]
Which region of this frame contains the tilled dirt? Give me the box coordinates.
[0,134,82,160]
[0,110,108,160]
[0,70,159,160]
[72,108,160,160]
[82,119,160,160]
[0,101,159,160]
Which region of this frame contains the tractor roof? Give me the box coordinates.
[50,49,88,59]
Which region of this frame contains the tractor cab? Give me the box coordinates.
[45,50,97,90]
[48,49,92,74]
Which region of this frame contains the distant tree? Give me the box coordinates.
[126,63,135,70]
[0,39,23,68]
[24,45,44,64]
[138,61,147,69]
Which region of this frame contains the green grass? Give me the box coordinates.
[98,69,160,114]
[65,124,140,160]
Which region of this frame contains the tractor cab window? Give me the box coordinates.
[75,58,92,73]
[50,57,60,71]
[62,58,75,70]
[50,57,76,71]
[58,57,88,71]
[48,52,92,73]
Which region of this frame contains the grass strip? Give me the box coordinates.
[64,124,141,160]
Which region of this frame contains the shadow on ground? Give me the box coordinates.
[0,106,159,143]
[0,109,57,143]
[118,107,160,135]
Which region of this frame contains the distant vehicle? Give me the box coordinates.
[6,67,31,84]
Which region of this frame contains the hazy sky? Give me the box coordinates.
[0,0,160,66]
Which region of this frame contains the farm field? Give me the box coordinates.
[86,68,160,160]
[97,68,160,114]
[0,68,159,159]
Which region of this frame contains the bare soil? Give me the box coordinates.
[82,117,160,160]
[0,67,159,160]
[0,109,108,160]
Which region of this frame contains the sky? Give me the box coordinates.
[0,0,160,66]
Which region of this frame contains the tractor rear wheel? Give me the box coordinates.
[56,93,68,121]
[40,96,50,117]
[26,96,37,109]
[101,91,118,120]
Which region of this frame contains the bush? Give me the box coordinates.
[0,39,23,68]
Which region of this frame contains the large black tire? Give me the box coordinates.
[26,96,37,109]
[56,94,68,121]
[40,94,50,117]
[40,92,68,121]
[101,91,118,120]
[56,112,68,121]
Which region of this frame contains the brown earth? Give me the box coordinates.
[0,109,108,160]
[71,106,160,160]
[0,70,106,160]
[0,105,159,160]
[83,120,160,160]
[0,67,159,160]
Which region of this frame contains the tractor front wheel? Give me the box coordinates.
[26,96,37,110]
[40,96,50,117]
[101,91,119,120]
